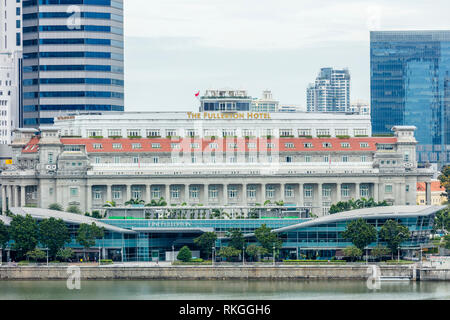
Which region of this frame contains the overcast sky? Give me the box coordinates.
[123,0,450,112]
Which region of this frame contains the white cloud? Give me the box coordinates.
[125,0,450,50]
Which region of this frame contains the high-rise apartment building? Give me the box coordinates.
[307,68,350,113]
[370,31,450,166]
[0,0,23,145]
[21,0,125,127]
[0,0,23,52]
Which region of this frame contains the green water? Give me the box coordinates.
[0,280,449,300]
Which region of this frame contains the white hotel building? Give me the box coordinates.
[1,111,434,216]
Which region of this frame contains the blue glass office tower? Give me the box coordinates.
[21,0,124,127]
[371,31,450,166]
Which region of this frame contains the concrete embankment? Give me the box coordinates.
[1,265,448,281]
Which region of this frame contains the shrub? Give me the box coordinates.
[66,205,82,214]
[189,258,204,263]
[26,249,46,262]
[100,259,113,264]
[48,203,63,211]
[177,246,192,262]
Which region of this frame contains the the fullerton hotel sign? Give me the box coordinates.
[187,112,272,120]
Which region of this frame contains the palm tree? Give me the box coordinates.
[103,200,116,208]
[125,199,145,206]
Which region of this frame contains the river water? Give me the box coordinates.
[0,280,449,300]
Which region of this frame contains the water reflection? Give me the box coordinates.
[0,280,449,300]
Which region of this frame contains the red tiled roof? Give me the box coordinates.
[59,137,397,153]
[22,137,40,153]
[417,181,445,192]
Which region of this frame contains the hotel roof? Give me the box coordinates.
[273,205,446,233]
[9,207,136,234]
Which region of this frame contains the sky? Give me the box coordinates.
[123,0,450,112]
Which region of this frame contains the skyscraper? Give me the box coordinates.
[0,0,23,144]
[371,31,450,166]
[21,0,124,127]
[306,67,350,113]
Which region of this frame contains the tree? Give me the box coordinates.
[103,201,116,208]
[76,223,105,260]
[438,166,450,201]
[343,246,363,262]
[38,218,70,259]
[48,203,63,211]
[145,198,167,207]
[26,249,46,262]
[371,245,391,261]
[444,235,450,250]
[254,224,282,254]
[66,205,82,214]
[125,199,145,206]
[177,246,192,262]
[433,208,449,234]
[56,248,74,262]
[0,221,9,263]
[194,232,217,259]
[342,219,377,252]
[218,246,241,262]
[227,229,245,251]
[246,244,268,262]
[330,198,390,214]
[10,214,39,258]
[379,220,410,259]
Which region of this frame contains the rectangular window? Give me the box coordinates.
[166,129,177,137]
[228,186,238,199]
[151,187,161,199]
[112,189,121,200]
[189,186,199,199]
[304,143,313,149]
[93,144,103,150]
[70,187,79,197]
[127,129,141,137]
[298,129,311,136]
[247,186,257,199]
[304,185,313,198]
[151,143,161,149]
[360,185,369,197]
[335,129,348,136]
[341,143,350,148]
[88,129,102,137]
[285,185,294,198]
[108,129,122,137]
[305,155,311,163]
[322,186,331,198]
[209,143,218,149]
[208,186,218,199]
[285,143,295,149]
[280,129,293,137]
[354,129,368,136]
[360,142,369,148]
[341,185,349,197]
[112,143,122,150]
[132,143,142,149]
[171,143,180,149]
[171,186,180,199]
[153,157,159,164]
[146,129,160,137]
[342,156,349,162]
[317,129,330,136]
[113,156,120,164]
[385,184,393,194]
[266,185,275,199]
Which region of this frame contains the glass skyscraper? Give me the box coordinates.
[371,31,450,166]
[21,0,124,127]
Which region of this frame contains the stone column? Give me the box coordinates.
[147,185,152,202]
[223,184,228,205]
[185,184,190,203]
[298,183,303,206]
[7,186,12,210]
[317,183,323,212]
[20,186,26,207]
[125,184,131,202]
[106,185,112,203]
[15,186,20,208]
[204,184,209,204]
[373,183,379,202]
[426,182,431,205]
[1,186,6,215]
[165,185,170,204]
[242,183,247,205]
[86,185,92,213]
[280,184,285,203]
[355,183,360,200]
[336,183,341,203]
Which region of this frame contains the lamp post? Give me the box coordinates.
[273,245,276,266]
[172,245,175,264]
[242,245,245,266]
[212,246,215,267]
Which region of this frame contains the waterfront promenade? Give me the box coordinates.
[0,264,449,281]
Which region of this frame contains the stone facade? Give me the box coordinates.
[0,122,434,216]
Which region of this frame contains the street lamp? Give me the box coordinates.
[242,245,245,266]
[273,245,276,266]
[212,246,215,267]
[172,245,175,264]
